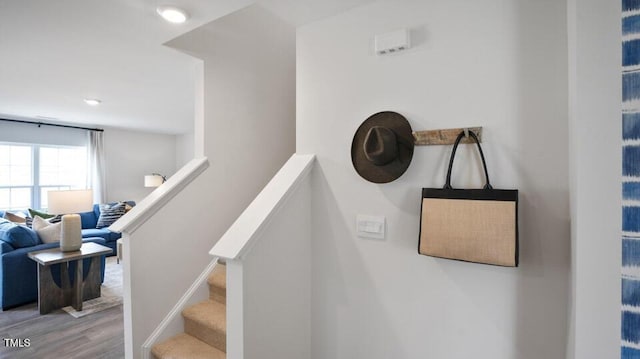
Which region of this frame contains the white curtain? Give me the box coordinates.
[88,131,106,204]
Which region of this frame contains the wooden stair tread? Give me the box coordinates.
[208,264,226,304]
[207,265,226,291]
[154,264,228,356]
[183,299,226,331]
[183,299,226,351]
[151,333,225,359]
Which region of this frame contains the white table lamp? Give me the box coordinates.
[48,189,93,252]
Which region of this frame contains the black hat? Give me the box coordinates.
[351,111,414,183]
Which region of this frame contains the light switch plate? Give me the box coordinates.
[356,215,385,239]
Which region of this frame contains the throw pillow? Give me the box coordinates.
[48,214,62,223]
[96,203,126,229]
[28,208,54,220]
[25,214,62,228]
[0,218,39,248]
[32,216,62,244]
[3,211,26,224]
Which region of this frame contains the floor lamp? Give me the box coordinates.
[144,173,166,187]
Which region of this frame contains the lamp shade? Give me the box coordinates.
[144,174,164,187]
[47,189,93,214]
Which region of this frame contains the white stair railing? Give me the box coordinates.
[210,153,315,359]
[109,157,210,359]
[110,157,209,234]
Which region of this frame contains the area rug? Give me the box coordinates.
[62,256,122,318]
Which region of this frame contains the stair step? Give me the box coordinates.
[183,300,226,352]
[208,264,226,304]
[151,333,225,359]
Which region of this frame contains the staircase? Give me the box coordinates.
[151,262,227,359]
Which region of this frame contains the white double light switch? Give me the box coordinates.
[356,215,386,239]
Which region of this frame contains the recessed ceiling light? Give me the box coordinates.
[84,98,101,106]
[156,5,189,24]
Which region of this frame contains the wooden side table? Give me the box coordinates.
[28,242,112,314]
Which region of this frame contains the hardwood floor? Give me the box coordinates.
[0,259,124,359]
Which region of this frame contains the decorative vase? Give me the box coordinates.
[60,214,82,252]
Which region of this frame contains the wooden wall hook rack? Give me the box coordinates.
[413,126,482,146]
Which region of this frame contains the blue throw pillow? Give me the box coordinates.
[0,218,39,248]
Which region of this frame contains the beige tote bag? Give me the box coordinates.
[418,131,519,267]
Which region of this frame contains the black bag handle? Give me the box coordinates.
[444,130,493,190]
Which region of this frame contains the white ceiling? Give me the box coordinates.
[0,0,373,135]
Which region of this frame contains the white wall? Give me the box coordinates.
[568,0,621,357]
[297,1,569,358]
[175,131,194,168]
[119,4,295,357]
[167,3,296,246]
[103,127,177,203]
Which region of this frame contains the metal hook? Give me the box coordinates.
[464,128,469,138]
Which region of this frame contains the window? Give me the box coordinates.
[0,145,32,210]
[0,143,87,211]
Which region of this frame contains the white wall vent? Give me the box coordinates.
[375,28,410,55]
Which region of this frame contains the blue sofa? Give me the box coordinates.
[0,218,108,310]
[0,201,134,258]
[77,202,135,256]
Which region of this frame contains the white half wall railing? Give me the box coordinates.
[109,157,209,359]
[210,153,315,359]
[110,157,209,235]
